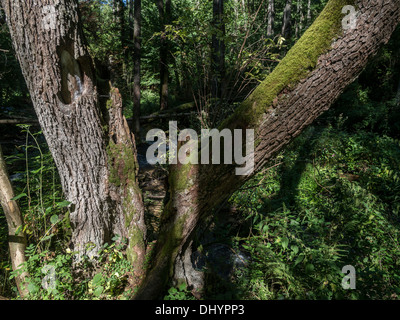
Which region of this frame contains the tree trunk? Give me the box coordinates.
[132,0,141,137]
[1,0,146,276]
[306,0,312,26]
[158,0,171,111]
[114,0,126,51]
[281,0,292,40]
[135,0,400,299]
[295,0,304,38]
[267,0,275,38]
[0,145,28,298]
[211,0,226,99]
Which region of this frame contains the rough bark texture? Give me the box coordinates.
[135,0,400,299]
[2,0,146,272]
[0,145,28,297]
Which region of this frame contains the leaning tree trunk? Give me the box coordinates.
[1,0,146,276]
[134,0,400,299]
[0,145,28,298]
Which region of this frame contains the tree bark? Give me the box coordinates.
[1,0,146,276]
[135,0,400,299]
[132,0,141,137]
[267,0,275,38]
[158,0,171,111]
[295,0,304,38]
[306,0,312,26]
[0,145,28,298]
[281,0,292,40]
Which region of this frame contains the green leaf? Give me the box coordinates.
[92,273,103,286]
[50,214,59,225]
[27,282,39,294]
[15,225,23,236]
[305,263,315,273]
[56,200,71,208]
[11,193,27,201]
[281,237,289,250]
[291,245,299,255]
[178,283,187,291]
[94,285,104,297]
[294,254,304,266]
[168,287,177,294]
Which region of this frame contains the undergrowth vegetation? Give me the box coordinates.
[227,84,400,300]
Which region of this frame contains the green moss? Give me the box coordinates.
[159,213,189,276]
[126,226,144,263]
[107,140,137,188]
[168,163,195,193]
[106,99,113,110]
[221,0,355,129]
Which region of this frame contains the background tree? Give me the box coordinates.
[0,145,28,297]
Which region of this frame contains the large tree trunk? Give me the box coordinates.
[135,0,400,299]
[0,145,28,297]
[1,0,146,276]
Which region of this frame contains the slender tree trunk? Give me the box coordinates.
[267,0,275,38]
[135,0,400,299]
[132,0,141,137]
[211,0,226,100]
[0,145,28,298]
[1,0,146,276]
[295,0,304,38]
[158,0,171,111]
[281,0,292,40]
[307,0,312,26]
[115,0,126,51]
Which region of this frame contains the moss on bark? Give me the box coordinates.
[221,0,355,129]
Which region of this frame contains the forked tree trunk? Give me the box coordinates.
[134,0,400,299]
[1,0,146,277]
[0,145,28,297]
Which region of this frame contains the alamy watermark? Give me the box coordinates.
[341,265,356,290]
[146,121,255,176]
[342,5,358,30]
